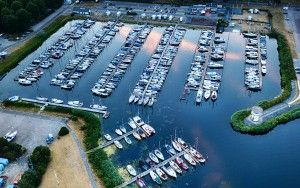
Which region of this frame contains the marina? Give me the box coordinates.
[51,21,120,89]
[0,19,290,188]
[91,24,153,97]
[116,138,205,187]
[16,19,95,86]
[129,25,186,106]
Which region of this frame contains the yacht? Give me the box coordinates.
[132,131,142,140]
[189,147,206,163]
[261,65,267,75]
[165,144,176,155]
[114,140,123,149]
[162,166,177,178]
[104,134,112,141]
[128,119,137,129]
[124,136,132,145]
[169,160,182,174]
[67,101,83,107]
[204,90,211,100]
[133,116,144,127]
[126,165,137,176]
[154,149,165,160]
[136,177,147,188]
[196,89,203,104]
[18,79,32,86]
[175,157,189,170]
[36,96,48,102]
[115,128,123,136]
[149,152,160,164]
[129,94,135,103]
[155,167,168,181]
[51,98,63,104]
[208,62,223,69]
[120,126,127,133]
[184,153,197,166]
[211,91,218,101]
[177,138,188,149]
[172,140,182,152]
[90,104,107,111]
[149,170,162,185]
[8,96,20,102]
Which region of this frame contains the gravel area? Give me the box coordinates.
[0,109,66,184]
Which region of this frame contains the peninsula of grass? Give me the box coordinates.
[230,30,299,135]
[43,105,124,187]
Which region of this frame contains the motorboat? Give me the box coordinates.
[172,140,182,152]
[114,140,123,149]
[262,65,267,75]
[18,79,32,85]
[128,119,137,129]
[104,134,112,141]
[204,90,211,100]
[184,153,197,166]
[196,89,203,104]
[211,90,218,101]
[133,116,144,127]
[165,144,176,155]
[169,160,182,174]
[162,166,177,178]
[208,62,223,69]
[136,177,147,188]
[8,96,20,102]
[155,167,168,181]
[129,94,135,103]
[189,147,206,163]
[141,124,155,136]
[137,128,147,138]
[124,136,132,145]
[149,152,160,164]
[177,138,188,149]
[149,170,162,185]
[132,131,142,140]
[175,157,189,170]
[126,165,137,176]
[51,98,63,104]
[115,128,123,136]
[154,149,165,160]
[4,130,17,142]
[67,101,83,107]
[103,111,110,119]
[90,104,107,111]
[120,126,127,133]
[36,96,48,102]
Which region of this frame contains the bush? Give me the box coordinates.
[2,100,38,109]
[58,127,69,137]
[18,146,51,188]
[0,137,26,161]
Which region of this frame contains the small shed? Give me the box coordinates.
[250,106,263,122]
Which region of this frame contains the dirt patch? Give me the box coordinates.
[39,135,92,188]
[232,10,269,23]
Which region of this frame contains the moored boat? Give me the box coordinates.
[172,140,182,152]
[132,131,142,140]
[184,153,197,166]
[165,144,176,155]
[162,165,177,178]
[154,149,165,160]
[124,136,132,145]
[149,170,162,185]
[67,101,83,107]
[175,157,189,170]
[136,177,147,188]
[115,128,123,136]
[104,134,112,141]
[169,160,182,174]
[155,167,168,181]
[114,140,123,149]
[149,152,159,164]
[126,165,137,176]
[51,98,63,104]
[211,90,218,101]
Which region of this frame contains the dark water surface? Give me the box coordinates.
[1,21,300,188]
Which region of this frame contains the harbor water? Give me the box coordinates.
[0,21,300,188]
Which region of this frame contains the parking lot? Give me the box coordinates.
[0,109,65,184]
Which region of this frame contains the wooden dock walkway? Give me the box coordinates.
[21,98,107,114]
[115,150,186,188]
[141,25,178,97]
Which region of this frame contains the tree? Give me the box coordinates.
[11,0,23,12]
[26,1,40,20]
[58,126,69,136]
[2,14,18,33]
[16,8,32,31]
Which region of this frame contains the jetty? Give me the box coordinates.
[257,34,263,89]
[20,98,107,114]
[115,150,186,188]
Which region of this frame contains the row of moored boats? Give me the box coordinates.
[51,21,121,89]
[125,138,206,187]
[92,24,153,97]
[17,19,95,86]
[243,33,267,91]
[128,26,186,106]
[104,116,155,149]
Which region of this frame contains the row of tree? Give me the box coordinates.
[0,0,63,33]
[0,137,26,161]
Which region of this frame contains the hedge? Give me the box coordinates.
[58,126,69,137]
[0,137,26,161]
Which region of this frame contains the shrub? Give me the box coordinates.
[18,146,51,188]
[58,126,69,137]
